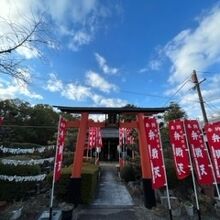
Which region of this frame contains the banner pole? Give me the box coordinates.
[122,128,125,167]
[158,127,172,220]
[49,115,62,220]
[183,120,201,220]
[201,127,220,200]
[86,148,89,159]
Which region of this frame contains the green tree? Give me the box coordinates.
[27,104,59,145]
[0,99,59,145]
[164,102,187,123]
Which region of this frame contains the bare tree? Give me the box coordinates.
[0,15,55,83]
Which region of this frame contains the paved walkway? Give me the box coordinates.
[73,162,139,220]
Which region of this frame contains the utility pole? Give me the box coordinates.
[191,70,208,124]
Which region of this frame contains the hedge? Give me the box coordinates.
[0,142,42,148]
[0,163,42,201]
[48,162,99,204]
[120,164,136,182]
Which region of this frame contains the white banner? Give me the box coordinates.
[0,145,55,154]
[0,174,46,182]
[1,157,54,166]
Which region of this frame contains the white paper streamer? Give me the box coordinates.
[0,145,55,154]
[1,157,54,166]
[0,174,46,182]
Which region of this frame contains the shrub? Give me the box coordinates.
[0,163,42,201]
[48,163,99,204]
[62,152,74,167]
[120,165,136,182]
[165,159,179,189]
[165,159,192,194]
[0,163,40,175]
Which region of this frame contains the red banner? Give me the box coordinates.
[55,117,67,182]
[88,127,103,149]
[205,121,220,183]
[169,120,191,179]
[119,128,125,146]
[96,127,103,148]
[144,117,166,189]
[88,127,96,148]
[119,128,134,146]
[184,120,213,185]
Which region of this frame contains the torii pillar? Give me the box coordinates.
[69,112,88,206]
[137,113,156,208]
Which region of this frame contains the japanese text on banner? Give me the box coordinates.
[205,121,220,183]
[169,120,191,179]
[144,117,166,189]
[184,120,213,185]
[55,117,67,182]
[119,128,134,146]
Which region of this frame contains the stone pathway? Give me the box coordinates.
[73,162,139,220]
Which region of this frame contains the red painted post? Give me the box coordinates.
[69,112,88,206]
[137,113,152,178]
[71,112,88,177]
[137,113,156,208]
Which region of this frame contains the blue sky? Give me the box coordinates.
[0,0,220,120]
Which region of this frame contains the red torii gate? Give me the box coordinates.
[54,106,168,208]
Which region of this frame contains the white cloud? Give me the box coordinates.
[68,30,92,51]
[148,60,161,71]
[45,73,127,107]
[0,0,43,59]
[139,68,148,73]
[95,53,118,74]
[169,73,220,121]
[0,0,116,54]
[46,0,114,51]
[46,73,63,92]
[16,43,40,59]
[0,72,43,100]
[86,71,117,93]
[161,3,220,121]
[164,4,220,84]
[46,74,91,101]
[90,94,127,107]
[47,0,97,25]
[61,83,91,101]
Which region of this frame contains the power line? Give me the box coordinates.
[197,70,220,75]
[204,101,220,112]
[163,73,192,106]
[205,97,220,102]
[119,89,167,99]
[204,102,219,117]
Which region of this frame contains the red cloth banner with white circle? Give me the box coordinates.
[184,120,213,185]
[144,117,166,189]
[205,121,220,183]
[169,120,191,179]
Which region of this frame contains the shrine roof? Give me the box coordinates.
[53,106,169,114]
